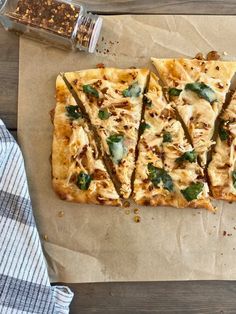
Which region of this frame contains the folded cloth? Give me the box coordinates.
[0,120,74,313]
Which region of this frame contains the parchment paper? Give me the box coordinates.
[18,15,236,283]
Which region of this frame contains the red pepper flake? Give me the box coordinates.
[96,63,105,69]
[206,50,221,61]
[223,230,227,236]
[123,200,130,208]
[194,52,204,60]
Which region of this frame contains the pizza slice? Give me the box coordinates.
[52,75,121,206]
[64,68,149,199]
[133,72,214,211]
[152,57,236,167]
[208,91,236,201]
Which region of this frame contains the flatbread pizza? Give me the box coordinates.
[64,68,149,199]
[52,75,121,206]
[133,73,214,211]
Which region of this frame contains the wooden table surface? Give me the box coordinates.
[1,1,236,313]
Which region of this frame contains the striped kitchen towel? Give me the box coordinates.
[0,120,74,313]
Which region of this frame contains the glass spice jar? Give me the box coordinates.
[0,0,103,53]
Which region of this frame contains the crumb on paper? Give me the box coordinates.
[58,210,64,218]
[43,234,48,241]
[134,208,139,214]
[123,200,130,208]
[223,230,227,236]
[227,233,232,237]
[134,215,141,223]
[223,51,228,56]
[125,209,131,215]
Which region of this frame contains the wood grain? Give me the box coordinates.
[2,4,236,312]
[83,0,236,15]
[0,28,19,130]
[54,281,236,313]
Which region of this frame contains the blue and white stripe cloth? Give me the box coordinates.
[0,120,74,313]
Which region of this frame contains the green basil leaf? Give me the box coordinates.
[98,108,110,120]
[83,84,99,98]
[76,171,92,190]
[219,120,229,141]
[185,82,216,103]
[66,105,82,120]
[163,132,172,143]
[107,134,125,164]
[143,95,152,107]
[123,82,141,98]
[162,171,174,192]
[176,150,197,164]
[140,122,151,134]
[168,88,182,96]
[181,182,204,201]
[147,163,174,192]
[147,163,162,186]
[232,171,236,188]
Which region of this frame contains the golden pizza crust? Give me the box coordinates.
[52,75,121,206]
[135,193,215,211]
[64,68,149,199]
[210,186,236,202]
[133,72,214,211]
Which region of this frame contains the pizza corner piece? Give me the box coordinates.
[63,67,150,199]
[208,91,236,202]
[133,72,215,211]
[151,57,236,168]
[52,74,121,206]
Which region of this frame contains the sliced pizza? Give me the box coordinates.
[133,72,214,211]
[208,91,236,201]
[152,58,236,167]
[64,68,149,199]
[52,75,121,206]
